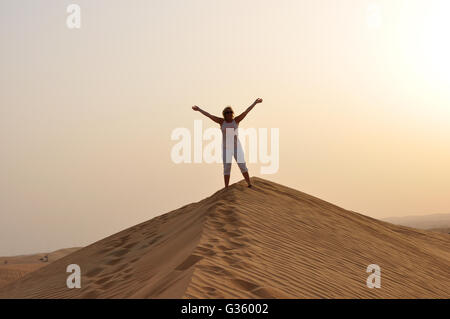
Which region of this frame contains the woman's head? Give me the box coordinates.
[222,106,234,121]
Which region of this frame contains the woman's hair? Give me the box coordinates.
[222,106,234,118]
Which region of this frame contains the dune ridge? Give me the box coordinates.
[1,177,449,298]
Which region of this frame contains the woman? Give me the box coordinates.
[192,98,263,188]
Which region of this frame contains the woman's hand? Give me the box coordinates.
[192,105,200,111]
[235,98,262,123]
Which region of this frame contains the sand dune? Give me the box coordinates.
[0,248,81,289]
[1,177,449,298]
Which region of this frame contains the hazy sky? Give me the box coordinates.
[1,0,449,255]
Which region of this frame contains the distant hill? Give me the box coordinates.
[383,214,450,233]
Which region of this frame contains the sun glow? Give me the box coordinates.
[420,0,450,85]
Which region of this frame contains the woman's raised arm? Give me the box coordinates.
[235,98,263,123]
[192,105,224,124]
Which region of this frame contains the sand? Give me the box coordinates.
[0,177,449,298]
[0,248,81,289]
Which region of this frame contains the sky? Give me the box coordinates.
[1,0,449,255]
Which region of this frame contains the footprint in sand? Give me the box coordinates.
[195,246,216,257]
[95,275,114,285]
[86,267,103,277]
[124,242,138,249]
[175,254,203,271]
[197,264,232,276]
[108,249,129,258]
[106,258,122,266]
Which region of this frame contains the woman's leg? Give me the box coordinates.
[224,174,231,188]
[234,147,251,187]
[223,147,233,188]
[242,171,251,187]
[223,154,231,188]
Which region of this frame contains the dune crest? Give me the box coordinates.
[1,177,449,298]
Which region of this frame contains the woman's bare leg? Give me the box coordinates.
[224,175,231,188]
[242,171,252,187]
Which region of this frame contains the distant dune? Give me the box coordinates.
[383,214,450,233]
[0,177,448,298]
[0,248,81,288]
[429,228,450,234]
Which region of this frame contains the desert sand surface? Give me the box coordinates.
[0,248,81,289]
[0,177,449,298]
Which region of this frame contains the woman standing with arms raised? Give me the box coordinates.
[192,98,263,188]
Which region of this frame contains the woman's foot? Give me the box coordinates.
[242,171,251,187]
[224,175,231,188]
